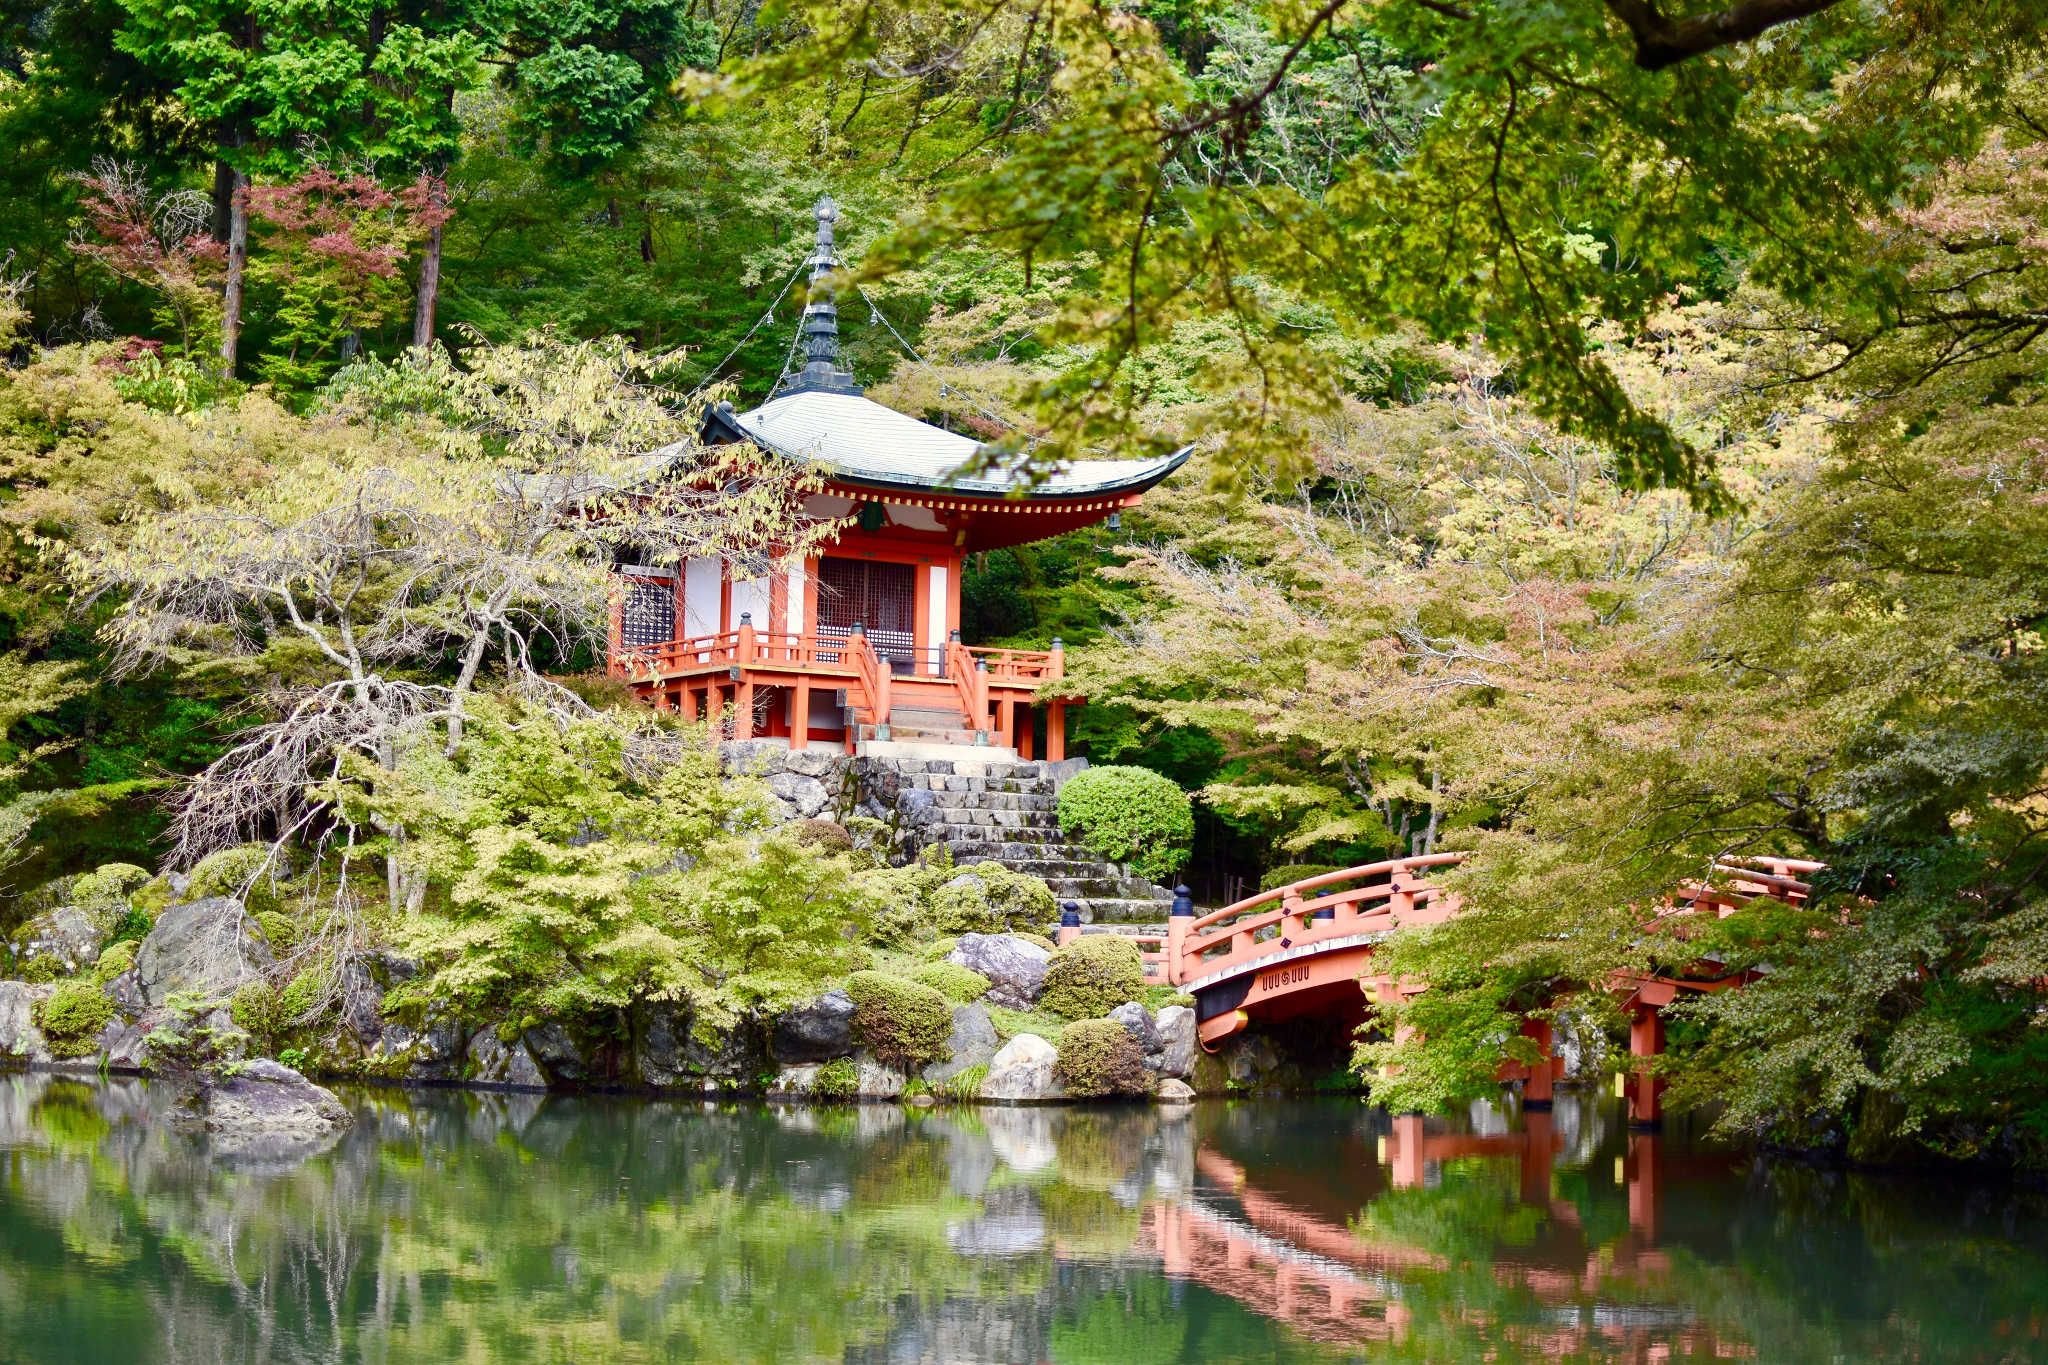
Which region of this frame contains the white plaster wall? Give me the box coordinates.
[785,565,807,634]
[683,557,721,637]
[926,564,949,675]
[731,575,771,631]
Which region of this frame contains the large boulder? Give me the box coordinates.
[467,1030,546,1090]
[11,908,106,978]
[135,898,273,1007]
[947,934,1051,1010]
[924,1004,999,1085]
[1152,1006,1197,1080]
[766,770,833,819]
[203,1059,352,1163]
[770,990,856,1064]
[1108,1002,1155,1055]
[0,981,53,1063]
[521,1021,596,1085]
[1155,1078,1196,1105]
[979,1033,1063,1103]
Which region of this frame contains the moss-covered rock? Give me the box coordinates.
[845,970,953,1071]
[91,940,137,984]
[1054,1018,1149,1098]
[1041,935,1146,1020]
[69,862,152,923]
[909,960,991,1003]
[34,979,113,1059]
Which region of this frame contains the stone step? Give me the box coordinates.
[865,758,1046,778]
[1073,899,1177,924]
[930,819,1061,839]
[906,773,1055,796]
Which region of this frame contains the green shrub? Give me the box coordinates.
[106,906,154,947]
[229,981,283,1050]
[92,940,137,983]
[811,1057,859,1100]
[1041,935,1146,1019]
[1258,863,1350,894]
[910,960,991,1003]
[1056,766,1193,882]
[1018,932,1057,953]
[934,1061,989,1102]
[845,971,954,1071]
[931,862,1057,934]
[35,980,114,1058]
[1055,1019,1149,1098]
[789,818,855,854]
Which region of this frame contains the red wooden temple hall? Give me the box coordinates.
[608,197,1189,759]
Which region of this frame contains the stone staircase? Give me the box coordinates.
[869,754,1173,924]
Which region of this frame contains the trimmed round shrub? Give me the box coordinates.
[1055,1019,1149,1098]
[932,863,1058,935]
[1041,935,1146,1020]
[35,980,114,1058]
[845,971,953,1070]
[910,960,991,1003]
[1056,766,1193,882]
[1258,863,1350,894]
[790,818,855,854]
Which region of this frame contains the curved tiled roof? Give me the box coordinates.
[726,390,1190,500]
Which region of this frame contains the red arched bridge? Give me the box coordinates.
[1055,852,1821,1124]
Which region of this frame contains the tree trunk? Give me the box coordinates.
[411,185,445,350]
[220,167,249,373]
[210,159,236,242]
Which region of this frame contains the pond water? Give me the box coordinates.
[1,1076,2043,1363]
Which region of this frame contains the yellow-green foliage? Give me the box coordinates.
[845,971,953,1071]
[789,819,854,854]
[1041,935,1145,1020]
[1054,1019,1148,1098]
[69,862,151,922]
[256,911,297,952]
[280,968,329,1023]
[230,981,284,1049]
[188,845,289,914]
[92,940,137,983]
[861,849,1058,945]
[35,980,113,1058]
[1055,766,1193,882]
[908,960,990,1003]
[811,1057,859,1100]
[379,702,874,1037]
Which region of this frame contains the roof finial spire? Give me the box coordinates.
[779,194,861,397]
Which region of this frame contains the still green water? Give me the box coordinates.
[0,1076,2043,1363]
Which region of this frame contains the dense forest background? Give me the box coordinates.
[3,0,2048,1165]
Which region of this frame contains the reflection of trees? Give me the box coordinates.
[3,1080,2046,1364]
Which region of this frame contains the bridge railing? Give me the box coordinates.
[1169,853,1468,986]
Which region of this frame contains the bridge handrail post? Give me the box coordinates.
[1056,902,1082,947]
[1166,885,1194,985]
[1389,865,1418,923]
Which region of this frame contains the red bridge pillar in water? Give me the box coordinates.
[1627,1004,1665,1126]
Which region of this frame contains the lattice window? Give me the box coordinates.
[620,575,677,648]
[816,558,917,670]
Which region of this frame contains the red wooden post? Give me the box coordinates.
[1165,885,1193,986]
[707,681,724,736]
[1389,1113,1428,1189]
[678,685,698,723]
[606,576,625,677]
[1628,1006,1664,1126]
[1520,1108,1554,1205]
[792,675,810,750]
[1056,902,1082,946]
[1046,700,1066,762]
[1520,1016,1555,1106]
[1018,701,1034,760]
[1626,1132,1661,1240]
[737,612,756,665]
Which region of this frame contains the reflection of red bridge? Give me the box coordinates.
[1060,854,1820,1124]
[1135,1124,1747,1357]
